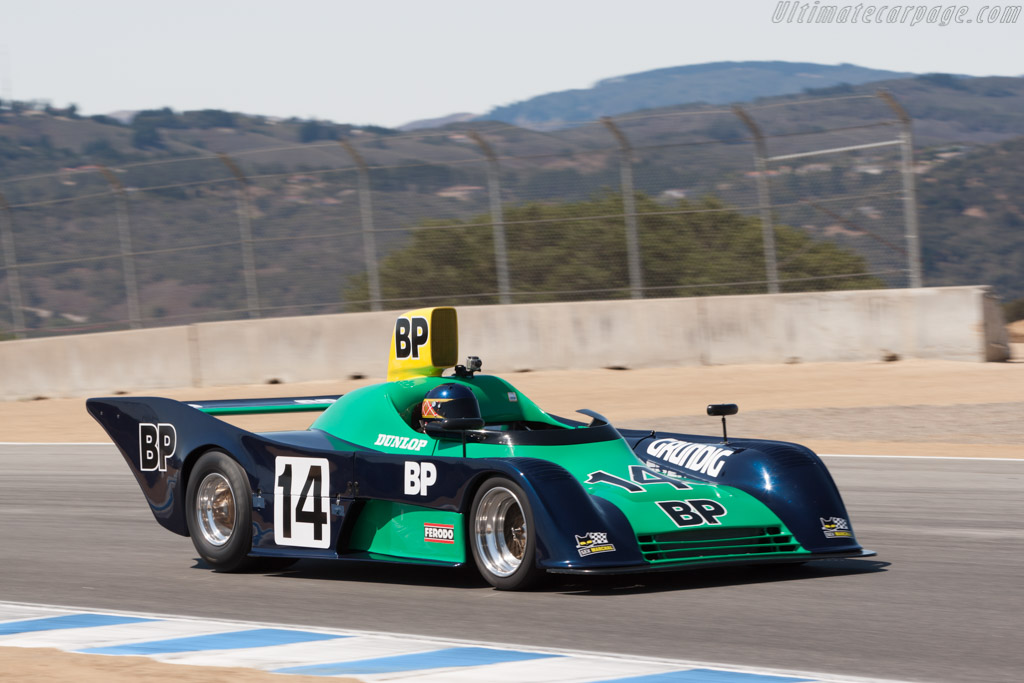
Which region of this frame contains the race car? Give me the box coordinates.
[87,306,873,590]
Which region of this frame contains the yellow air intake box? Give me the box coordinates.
[387,307,459,381]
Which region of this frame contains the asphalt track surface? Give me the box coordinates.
[2,445,1022,683]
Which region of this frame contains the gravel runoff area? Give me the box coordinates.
[2,353,1023,458]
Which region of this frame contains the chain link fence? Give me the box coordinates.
[0,92,921,338]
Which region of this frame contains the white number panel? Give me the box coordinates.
[273,457,331,548]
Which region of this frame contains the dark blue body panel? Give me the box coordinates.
[87,396,870,575]
[86,397,645,570]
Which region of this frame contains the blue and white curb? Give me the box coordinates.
[0,603,905,682]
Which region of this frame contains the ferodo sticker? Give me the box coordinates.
[424,523,455,544]
[575,532,616,557]
[139,423,176,472]
[821,517,852,538]
[645,439,734,477]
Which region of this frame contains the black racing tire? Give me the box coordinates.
[185,450,256,572]
[469,477,543,591]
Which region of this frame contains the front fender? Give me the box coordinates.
[629,431,864,553]
[493,458,645,571]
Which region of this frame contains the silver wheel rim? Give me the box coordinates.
[195,472,236,547]
[474,486,527,578]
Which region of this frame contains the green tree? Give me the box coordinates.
[187,109,236,129]
[131,124,163,149]
[299,120,338,143]
[344,192,883,310]
[134,107,185,129]
[83,137,122,161]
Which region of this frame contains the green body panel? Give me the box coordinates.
[348,501,465,563]
[313,375,804,565]
[312,383,440,455]
[534,443,793,537]
[310,375,564,456]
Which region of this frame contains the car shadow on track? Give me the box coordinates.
[192,557,889,594]
[192,558,494,589]
[553,558,891,596]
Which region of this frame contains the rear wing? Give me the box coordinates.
[183,395,341,415]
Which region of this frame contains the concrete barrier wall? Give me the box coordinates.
[0,286,1008,400]
[1,326,195,401]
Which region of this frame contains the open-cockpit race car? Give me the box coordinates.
[88,307,874,590]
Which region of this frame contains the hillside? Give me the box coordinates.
[480,61,916,129]
[918,135,1024,300]
[2,65,1024,336]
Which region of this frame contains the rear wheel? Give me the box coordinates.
[469,478,542,590]
[186,451,255,572]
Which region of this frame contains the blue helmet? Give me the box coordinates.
[420,383,482,425]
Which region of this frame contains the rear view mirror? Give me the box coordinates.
[707,404,739,417]
[706,403,738,444]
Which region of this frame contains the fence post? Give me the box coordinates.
[877,90,923,289]
[467,131,511,305]
[217,154,261,318]
[733,106,780,294]
[0,191,26,338]
[338,140,382,311]
[95,165,142,329]
[601,117,644,299]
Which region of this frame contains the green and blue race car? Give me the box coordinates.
[88,306,873,590]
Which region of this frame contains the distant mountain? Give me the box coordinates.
[398,112,477,132]
[478,61,918,129]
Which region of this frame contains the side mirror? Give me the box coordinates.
[706,403,738,443]
[707,404,738,417]
[424,417,485,436]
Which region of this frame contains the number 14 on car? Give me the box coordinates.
[274,457,330,548]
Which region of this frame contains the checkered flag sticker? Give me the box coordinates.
[589,532,608,543]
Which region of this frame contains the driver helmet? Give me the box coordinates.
[420,383,482,426]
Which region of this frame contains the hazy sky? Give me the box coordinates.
[2,0,1021,127]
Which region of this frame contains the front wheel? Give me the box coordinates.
[469,478,543,590]
[185,450,255,572]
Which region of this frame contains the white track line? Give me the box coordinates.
[0,601,910,683]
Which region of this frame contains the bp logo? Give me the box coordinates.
[139,423,176,472]
[395,316,429,359]
[575,531,616,557]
